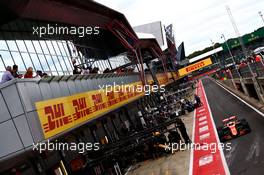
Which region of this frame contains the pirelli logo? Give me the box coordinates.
[178,58,212,76]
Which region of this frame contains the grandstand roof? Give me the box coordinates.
[0,0,136,35]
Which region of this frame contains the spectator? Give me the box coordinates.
[116,68,122,74]
[91,67,99,74]
[72,58,77,66]
[82,66,90,75]
[72,58,82,74]
[35,70,44,78]
[103,68,110,73]
[73,65,81,74]
[1,66,14,84]
[255,55,262,62]
[88,66,93,73]
[12,65,22,78]
[24,67,33,78]
[175,118,191,143]
[42,73,48,77]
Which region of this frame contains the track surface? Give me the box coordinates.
[202,78,264,175]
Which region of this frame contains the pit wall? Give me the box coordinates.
[216,77,264,112]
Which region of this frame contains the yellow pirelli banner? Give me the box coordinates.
[178,58,212,77]
[36,82,145,139]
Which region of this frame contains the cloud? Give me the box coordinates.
[96,0,264,55]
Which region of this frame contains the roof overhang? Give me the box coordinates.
[138,37,163,61]
[0,0,136,34]
[189,47,223,63]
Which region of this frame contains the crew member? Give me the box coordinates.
[176,118,191,143]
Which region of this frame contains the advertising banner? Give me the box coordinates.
[178,58,212,76]
[36,82,145,139]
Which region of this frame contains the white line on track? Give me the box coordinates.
[188,85,197,175]
[213,79,264,118]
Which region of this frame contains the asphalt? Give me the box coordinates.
[202,77,264,175]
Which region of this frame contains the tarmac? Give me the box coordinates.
[126,107,194,175]
[203,78,264,174]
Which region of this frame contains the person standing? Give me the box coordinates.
[176,118,191,143]
[12,65,22,78]
[1,66,14,84]
[24,67,34,78]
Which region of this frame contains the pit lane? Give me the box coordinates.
[202,77,264,175]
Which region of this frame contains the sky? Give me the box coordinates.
[95,0,264,55]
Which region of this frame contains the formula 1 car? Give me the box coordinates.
[217,116,251,142]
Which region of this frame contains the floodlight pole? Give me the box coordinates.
[221,33,241,89]
[226,5,247,58]
[221,34,235,64]
[210,39,220,68]
[259,11,264,26]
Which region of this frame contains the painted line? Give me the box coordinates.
[197,113,207,117]
[199,108,205,112]
[201,80,231,175]
[124,165,132,175]
[200,133,210,141]
[188,85,198,175]
[198,116,207,122]
[199,125,209,133]
[199,121,208,126]
[199,154,213,166]
[213,79,264,118]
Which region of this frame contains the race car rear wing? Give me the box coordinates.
[222,116,237,123]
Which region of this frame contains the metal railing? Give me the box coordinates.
[226,62,264,79]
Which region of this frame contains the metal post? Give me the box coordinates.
[29,40,45,72]
[0,54,7,69]
[210,39,220,68]
[258,11,264,26]
[221,34,241,76]
[226,6,247,58]
[37,40,54,75]
[49,41,65,74]
[53,41,71,75]
[60,40,74,70]
[43,40,60,75]
[221,34,239,90]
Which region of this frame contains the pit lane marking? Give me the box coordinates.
[199,116,207,121]
[199,125,209,133]
[199,120,208,126]
[200,133,210,141]
[199,154,213,166]
[199,108,206,112]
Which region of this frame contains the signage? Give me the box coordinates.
[36,82,145,139]
[178,58,212,76]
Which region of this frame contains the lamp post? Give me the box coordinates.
[221,34,241,84]
[221,34,235,65]
[210,39,220,68]
[258,11,264,26]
